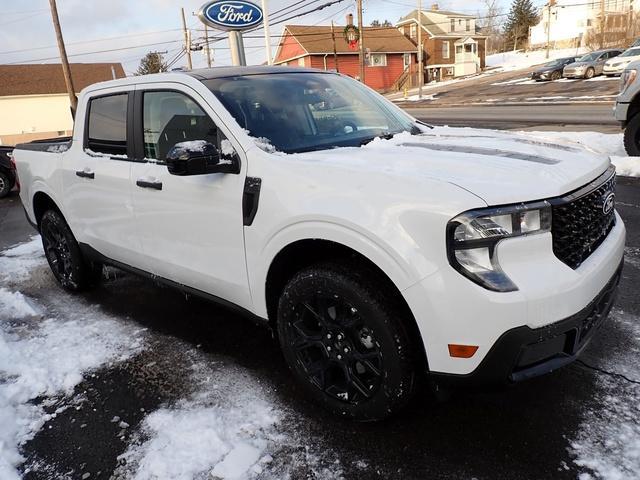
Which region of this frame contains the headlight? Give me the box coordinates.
[621,69,638,93]
[447,202,552,292]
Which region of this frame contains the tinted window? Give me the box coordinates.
[87,94,128,156]
[143,91,218,161]
[204,73,417,154]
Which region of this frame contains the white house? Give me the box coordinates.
[0,63,125,145]
[530,0,638,49]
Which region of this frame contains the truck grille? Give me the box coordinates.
[549,168,617,270]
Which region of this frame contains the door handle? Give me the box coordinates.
[75,169,95,179]
[136,179,163,190]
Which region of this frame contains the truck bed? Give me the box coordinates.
[15,137,72,153]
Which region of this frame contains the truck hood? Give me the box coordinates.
[288,128,610,206]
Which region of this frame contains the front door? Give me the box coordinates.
[62,90,141,265]
[130,86,251,308]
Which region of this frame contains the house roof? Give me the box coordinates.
[0,63,125,97]
[279,25,417,57]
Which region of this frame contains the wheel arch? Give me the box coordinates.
[32,190,63,228]
[263,238,428,367]
[627,92,640,123]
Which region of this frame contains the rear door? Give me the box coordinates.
[129,84,251,308]
[62,90,142,265]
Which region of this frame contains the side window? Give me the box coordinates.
[143,91,218,161]
[87,94,128,156]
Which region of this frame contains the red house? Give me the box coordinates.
[273,25,418,92]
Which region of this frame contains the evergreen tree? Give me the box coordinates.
[503,0,539,51]
[136,52,168,76]
[370,19,392,27]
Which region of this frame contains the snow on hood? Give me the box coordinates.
[291,127,610,206]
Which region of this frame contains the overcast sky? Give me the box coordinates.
[1,0,524,74]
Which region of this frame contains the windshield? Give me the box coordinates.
[620,48,640,57]
[578,52,600,62]
[203,73,418,154]
[543,59,567,67]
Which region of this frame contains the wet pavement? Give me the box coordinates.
[1,175,639,480]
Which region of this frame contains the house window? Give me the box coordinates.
[466,19,471,32]
[451,19,455,31]
[442,41,450,59]
[368,53,387,67]
[456,45,463,54]
[410,23,417,40]
[298,57,306,67]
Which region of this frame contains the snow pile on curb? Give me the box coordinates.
[0,238,146,480]
[487,48,587,72]
[571,310,640,479]
[0,236,47,284]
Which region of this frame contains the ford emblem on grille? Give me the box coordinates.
[602,192,615,215]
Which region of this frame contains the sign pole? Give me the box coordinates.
[331,21,340,73]
[261,0,273,65]
[229,31,247,66]
[204,24,213,67]
[48,0,77,116]
[357,0,365,84]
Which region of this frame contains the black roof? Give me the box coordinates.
[186,65,330,80]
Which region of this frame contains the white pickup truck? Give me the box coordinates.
[15,67,625,420]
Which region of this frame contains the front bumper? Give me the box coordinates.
[563,69,586,78]
[603,66,624,75]
[430,260,623,387]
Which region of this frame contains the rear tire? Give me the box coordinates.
[277,263,417,421]
[624,113,640,156]
[0,171,13,198]
[40,209,103,292]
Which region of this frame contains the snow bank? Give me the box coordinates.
[570,310,640,479]
[611,157,640,177]
[0,239,146,480]
[486,48,587,72]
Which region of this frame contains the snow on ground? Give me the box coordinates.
[486,48,587,73]
[491,76,618,87]
[0,238,146,480]
[570,309,640,479]
[0,237,344,480]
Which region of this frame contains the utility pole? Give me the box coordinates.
[331,21,340,73]
[204,24,212,68]
[261,0,273,65]
[417,0,423,99]
[181,7,193,70]
[48,0,77,116]
[630,0,636,41]
[546,3,552,59]
[600,0,605,49]
[357,0,365,84]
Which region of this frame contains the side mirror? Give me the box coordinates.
[166,140,239,176]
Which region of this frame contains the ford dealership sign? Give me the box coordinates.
[198,0,263,31]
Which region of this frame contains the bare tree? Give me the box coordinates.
[479,0,505,54]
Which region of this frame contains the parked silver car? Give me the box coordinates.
[563,49,623,79]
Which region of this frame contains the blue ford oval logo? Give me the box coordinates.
[602,192,615,215]
[198,1,263,31]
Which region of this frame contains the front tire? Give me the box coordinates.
[551,71,562,81]
[40,210,102,291]
[0,171,13,198]
[585,67,595,79]
[277,263,417,421]
[624,113,640,156]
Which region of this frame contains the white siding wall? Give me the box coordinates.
[0,94,73,138]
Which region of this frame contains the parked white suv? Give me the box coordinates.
[14,67,626,420]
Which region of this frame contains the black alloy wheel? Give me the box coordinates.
[40,210,102,291]
[277,263,416,421]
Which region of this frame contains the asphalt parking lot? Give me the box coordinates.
[391,67,621,107]
[1,174,639,480]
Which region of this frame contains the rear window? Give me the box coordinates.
[87,94,128,156]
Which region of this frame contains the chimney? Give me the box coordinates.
[346,13,354,26]
[431,3,439,10]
